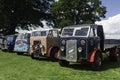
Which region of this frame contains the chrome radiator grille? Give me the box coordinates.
[66,40,77,62]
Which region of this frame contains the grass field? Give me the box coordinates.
[0,50,120,80]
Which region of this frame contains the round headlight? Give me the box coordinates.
[39,44,43,48]
[61,46,65,51]
[80,40,86,46]
[78,47,82,52]
[30,45,32,48]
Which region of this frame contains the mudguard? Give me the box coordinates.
[89,49,97,62]
[57,50,60,59]
[47,47,52,57]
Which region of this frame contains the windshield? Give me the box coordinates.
[17,33,30,39]
[61,27,89,37]
[7,36,14,41]
[32,31,41,36]
[32,31,48,37]
[61,28,74,36]
[75,28,89,36]
[41,31,48,36]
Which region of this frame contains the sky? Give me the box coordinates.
[96,0,120,39]
[102,0,120,19]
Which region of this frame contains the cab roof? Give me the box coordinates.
[63,24,102,29]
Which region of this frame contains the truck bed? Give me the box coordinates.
[104,39,120,49]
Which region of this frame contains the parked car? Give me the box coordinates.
[14,32,31,55]
[58,24,120,70]
[29,29,60,61]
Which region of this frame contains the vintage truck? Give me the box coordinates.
[0,36,4,49]
[6,35,17,52]
[14,32,31,55]
[0,36,7,50]
[29,29,60,61]
[0,35,17,52]
[58,24,120,70]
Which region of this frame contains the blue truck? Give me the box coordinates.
[14,32,31,55]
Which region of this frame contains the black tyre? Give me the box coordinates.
[59,60,69,67]
[50,48,59,61]
[31,54,36,59]
[91,51,102,70]
[116,53,120,62]
[31,53,39,59]
[109,47,120,62]
[8,45,14,52]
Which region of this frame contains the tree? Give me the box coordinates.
[0,0,54,35]
[51,0,106,28]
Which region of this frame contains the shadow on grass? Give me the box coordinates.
[31,57,59,62]
[67,60,120,71]
[101,60,120,71]
[14,52,59,62]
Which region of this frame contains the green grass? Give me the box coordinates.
[0,50,120,80]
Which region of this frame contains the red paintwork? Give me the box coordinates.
[89,49,97,62]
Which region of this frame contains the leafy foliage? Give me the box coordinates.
[51,0,106,28]
[0,0,54,35]
[0,0,106,35]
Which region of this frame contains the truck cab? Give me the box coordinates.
[59,24,104,70]
[0,36,4,49]
[0,36,8,51]
[14,32,31,55]
[30,29,60,61]
[6,35,17,52]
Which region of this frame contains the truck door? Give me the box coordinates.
[88,27,99,54]
[48,30,59,47]
[52,30,59,46]
[97,25,104,52]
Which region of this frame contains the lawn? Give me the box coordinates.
[0,50,120,80]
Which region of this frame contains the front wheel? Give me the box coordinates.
[50,48,59,61]
[116,53,120,62]
[91,51,102,70]
[59,60,69,67]
[109,47,120,62]
[31,53,39,59]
